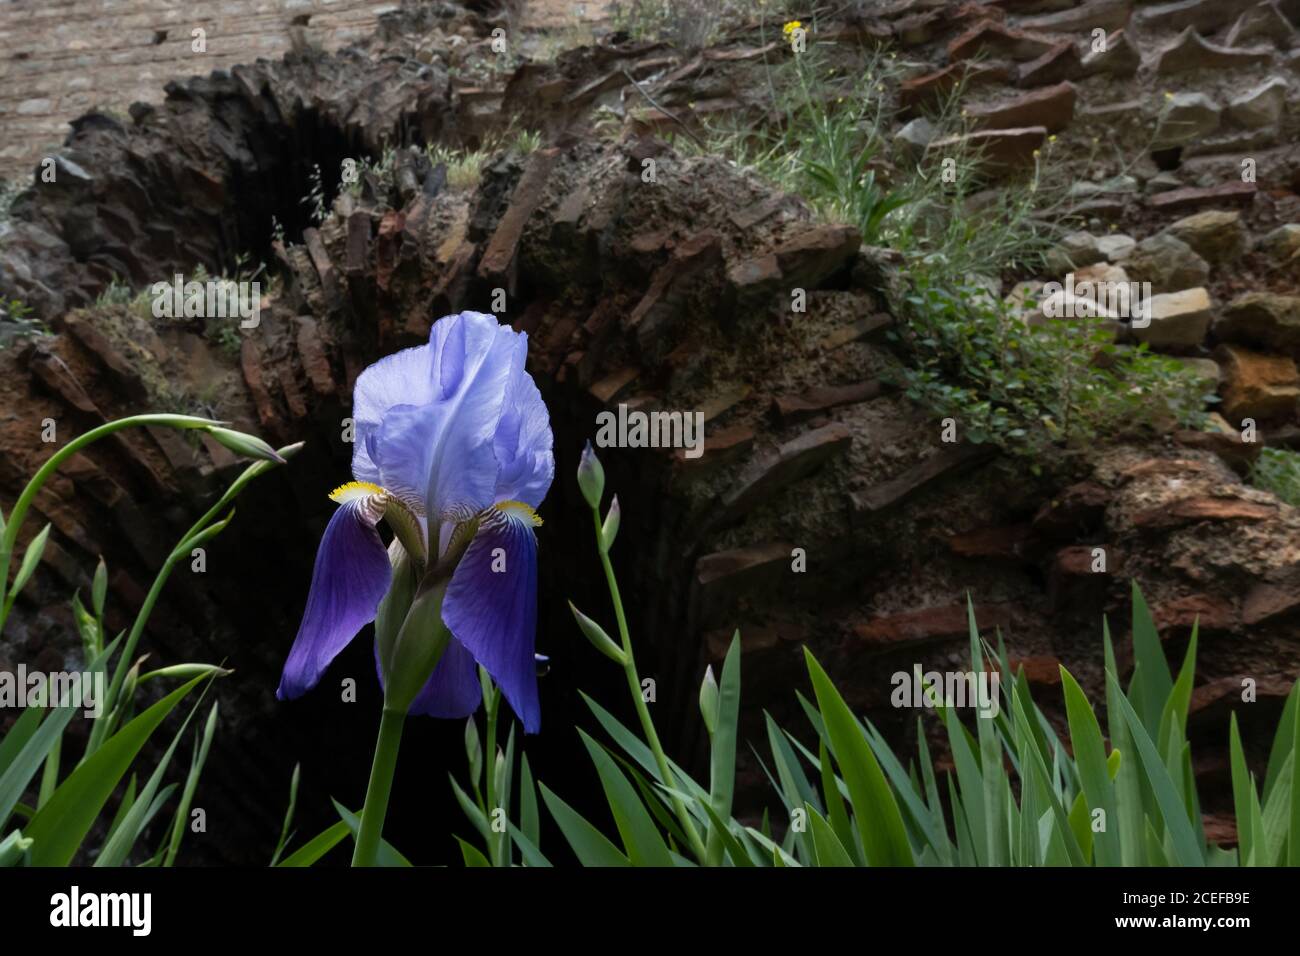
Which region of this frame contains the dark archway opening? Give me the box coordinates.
[222,106,377,273]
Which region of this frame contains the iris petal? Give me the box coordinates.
[406,639,483,718]
[372,401,496,526]
[278,496,391,700]
[365,313,523,532]
[372,632,481,717]
[442,506,541,732]
[493,342,554,509]
[351,346,438,487]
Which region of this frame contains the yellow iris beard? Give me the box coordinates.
[328,483,540,527]
[329,480,386,504]
[494,500,543,527]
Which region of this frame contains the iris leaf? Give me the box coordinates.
[539,783,629,867]
[24,672,205,866]
[804,648,913,866]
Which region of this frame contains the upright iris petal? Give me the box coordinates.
[277,311,553,732]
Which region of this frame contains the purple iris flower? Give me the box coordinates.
[277,311,553,732]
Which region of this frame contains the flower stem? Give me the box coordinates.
[88,455,282,755]
[0,414,222,633]
[352,707,406,867]
[592,508,708,862]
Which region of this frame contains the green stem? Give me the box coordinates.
[592,508,708,862]
[352,708,406,867]
[37,734,61,809]
[0,414,221,633]
[484,686,500,864]
[87,506,237,755]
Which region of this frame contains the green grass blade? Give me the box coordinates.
[804,648,913,866]
[95,694,203,866]
[1291,682,1300,867]
[578,730,673,866]
[450,774,490,842]
[1157,626,1197,768]
[276,820,349,867]
[1060,667,1119,865]
[0,704,79,832]
[268,762,301,867]
[1105,623,1145,865]
[1261,750,1292,865]
[1130,582,1173,732]
[1144,817,1171,866]
[0,706,43,779]
[817,739,861,865]
[941,703,988,865]
[1012,689,1086,866]
[968,599,1008,867]
[539,782,630,867]
[24,673,206,866]
[705,634,742,866]
[508,822,553,867]
[519,754,540,852]
[457,837,491,867]
[658,781,755,867]
[580,692,709,801]
[765,715,817,863]
[1264,681,1298,803]
[164,701,218,867]
[1106,670,1204,866]
[331,800,412,867]
[806,803,856,867]
[914,718,953,864]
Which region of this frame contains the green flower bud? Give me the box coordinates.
[383,582,452,715]
[465,716,483,788]
[374,542,418,688]
[699,665,719,736]
[92,555,107,618]
[577,441,605,511]
[569,601,626,665]
[600,495,621,552]
[205,426,286,463]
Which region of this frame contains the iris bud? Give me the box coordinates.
[465,717,483,788]
[374,541,418,683]
[0,832,33,867]
[699,665,719,737]
[205,426,286,464]
[600,495,621,552]
[383,583,452,714]
[92,555,107,618]
[577,441,605,511]
[569,601,626,665]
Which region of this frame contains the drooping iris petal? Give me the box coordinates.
[492,341,554,509]
[372,631,481,717]
[278,495,391,700]
[406,638,483,718]
[442,503,541,732]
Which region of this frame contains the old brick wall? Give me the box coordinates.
[0,0,401,180]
